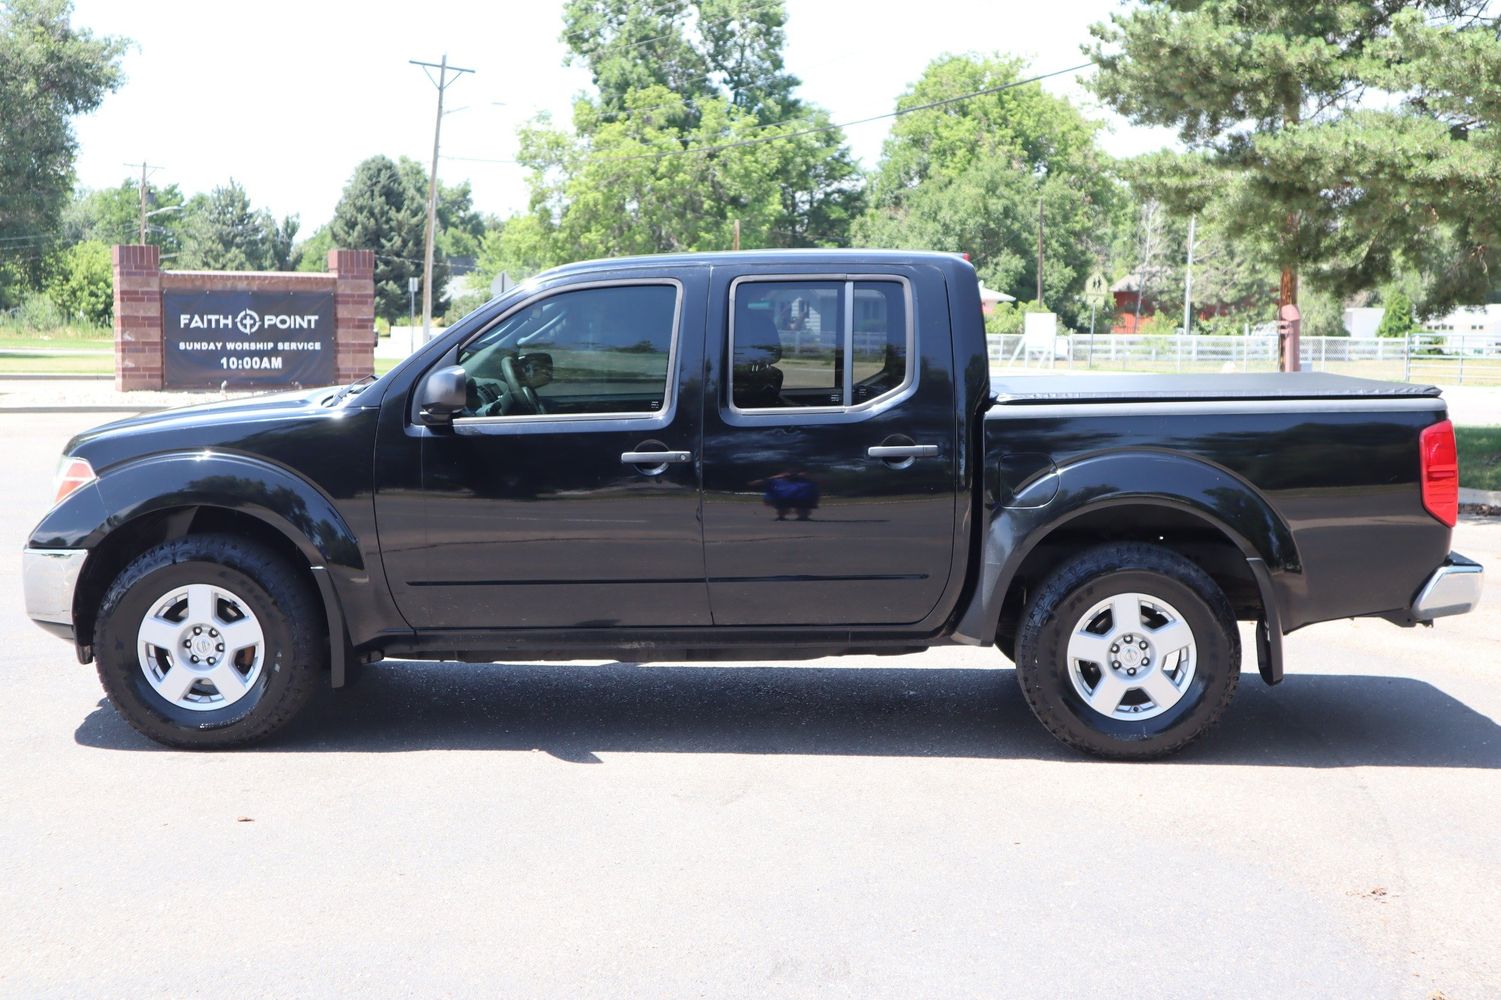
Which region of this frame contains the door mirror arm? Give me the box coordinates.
[418,365,468,426]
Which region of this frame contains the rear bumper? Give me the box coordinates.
[21,547,86,636]
[1411,552,1484,620]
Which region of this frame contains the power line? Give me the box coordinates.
[444,60,1096,168]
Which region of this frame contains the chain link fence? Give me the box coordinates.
[989,332,1501,385]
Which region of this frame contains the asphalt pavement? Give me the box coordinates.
[2,411,1498,999]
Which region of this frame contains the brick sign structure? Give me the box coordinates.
[111,245,376,391]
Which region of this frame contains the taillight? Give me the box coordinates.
[1419,419,1458,527]
[53,456,95,506]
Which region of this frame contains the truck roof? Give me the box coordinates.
[538,248,976,279]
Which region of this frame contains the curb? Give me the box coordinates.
[1459,487,1501,506]
[0,373,113,382]
[0,406,165,414]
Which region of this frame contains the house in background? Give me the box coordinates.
[1109,271,1237,334]
[978,284,1016,315]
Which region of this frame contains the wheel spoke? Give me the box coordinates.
[185,584,216,625]
[217,618,263,654]
[155,664,198,704]
[1149,620,1193,655]
[1067,631,1114,667]
[1087,673,1129,715]
[138,616,180,653]
[1139,669,1182,709]
[1110,594,1141,635]
[209,663,248,700]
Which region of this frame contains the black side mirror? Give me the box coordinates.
[418,365,468,426]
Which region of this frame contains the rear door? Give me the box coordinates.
[698,265,959,626]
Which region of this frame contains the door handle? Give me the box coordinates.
[866,445,938,460]
[621,450,692,465]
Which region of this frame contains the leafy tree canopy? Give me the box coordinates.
[0,0,126,291]
[178,180,297,272]
[855,54,1124,326]
[487,0,859,280]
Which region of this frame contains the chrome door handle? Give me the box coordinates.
[866,445,938,459]
[621,450,692,464]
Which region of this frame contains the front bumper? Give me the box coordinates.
[22,547,87,636]
[1411,552,1484,620]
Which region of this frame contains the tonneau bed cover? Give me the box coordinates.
[990,372,1442,405]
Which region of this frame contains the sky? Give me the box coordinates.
[68,0,1176,233]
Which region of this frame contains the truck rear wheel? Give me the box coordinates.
[93,534,323,749]
[1014,543,1240,759]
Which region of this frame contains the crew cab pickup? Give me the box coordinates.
[22,251,1485,757]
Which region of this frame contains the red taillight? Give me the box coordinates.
[1419,419,1458,527]
[53,457,95,506]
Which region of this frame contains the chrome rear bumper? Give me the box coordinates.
[1411,552,1484,620]
[22,547,87,631]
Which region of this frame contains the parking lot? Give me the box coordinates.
[2,410,1498,999]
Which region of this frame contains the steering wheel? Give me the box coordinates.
[500,355,544,414]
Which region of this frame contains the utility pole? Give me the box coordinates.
[1181,214,1196,336]
[733,219,741,251]
[410,54,474,342]
[1036,196,1045,308]
[125,161,160,243]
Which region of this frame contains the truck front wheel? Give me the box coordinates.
[92,534,323,749]
[1014,543,1240,759]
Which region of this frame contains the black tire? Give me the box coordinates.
[1014,542,1240,760]
[93,534,324,749]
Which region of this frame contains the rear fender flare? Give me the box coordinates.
[953,451,1299,649]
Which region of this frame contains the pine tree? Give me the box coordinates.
[330,156,446,323]
[1089,2,1501,317]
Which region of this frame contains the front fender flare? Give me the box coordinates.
[32,451,369,685]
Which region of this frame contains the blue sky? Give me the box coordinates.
[68,0,1173,230]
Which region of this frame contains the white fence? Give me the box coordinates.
[988,332,1501,386]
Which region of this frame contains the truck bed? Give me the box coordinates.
[990,372,1442,405]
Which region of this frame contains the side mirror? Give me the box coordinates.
[418,365,468,426]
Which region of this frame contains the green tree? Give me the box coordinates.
[503,0,859,274]
[0,0,126,292]
[293,223,334,273]
[178,180,297,271]
[62,179,187,257]
[330,155,445,323]
[854,54,1122,327]
[1090,2,1501,318]
[44,237,111,325]
[1376,288,1415,339]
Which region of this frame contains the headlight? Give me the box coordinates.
[52,456,96,505]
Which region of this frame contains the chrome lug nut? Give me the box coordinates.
[215,643,224,652]
[1139,640,1148,649]
[190,655,199,663]
[193,626,202,635]
[1127,667,1137,676]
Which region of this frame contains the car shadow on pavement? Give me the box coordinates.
[74,662,1501,767]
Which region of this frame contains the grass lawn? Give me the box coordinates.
[1457,425,1501,492]
[0,351,113,375]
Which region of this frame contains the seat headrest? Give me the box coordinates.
[735,312,783,367]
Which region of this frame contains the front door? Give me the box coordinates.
[384,272,711,629]
[699,266,959,626]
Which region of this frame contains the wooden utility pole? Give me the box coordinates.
[733,219,741,251]
[1036,196,1045,307]
[410,55,474,342]
[125,161,159,243]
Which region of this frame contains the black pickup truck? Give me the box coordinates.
[23,250,1484,757]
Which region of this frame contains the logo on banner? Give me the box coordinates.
[235,309,262,334]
